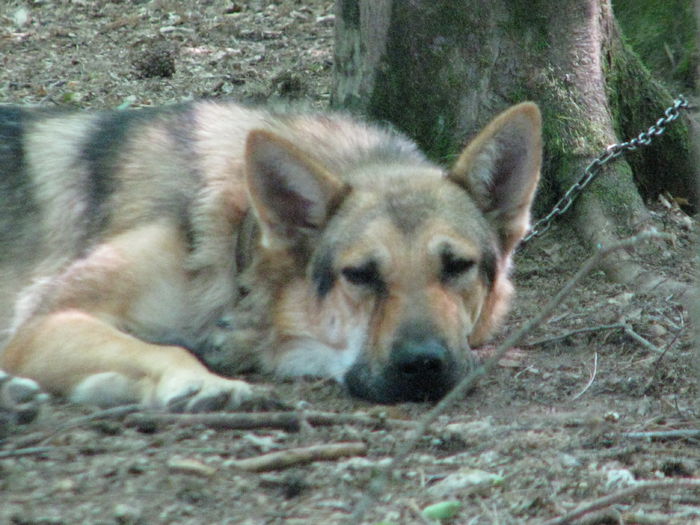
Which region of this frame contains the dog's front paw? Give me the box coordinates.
[0,370,49,426]
[156,372,253,413]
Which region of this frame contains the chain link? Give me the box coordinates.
[521,95,690,244]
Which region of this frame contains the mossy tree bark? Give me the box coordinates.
[692,0,700,399]
[333,0,697,295]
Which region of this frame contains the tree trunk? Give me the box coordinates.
[333,0,696,295]
[692,0,700,405]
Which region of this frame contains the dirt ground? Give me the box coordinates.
[1,1,698,524]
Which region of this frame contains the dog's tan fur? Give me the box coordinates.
[0,101,541,409]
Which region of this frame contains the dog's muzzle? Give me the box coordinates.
[344,327,471,403]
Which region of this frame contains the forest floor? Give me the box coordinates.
[1,1,698,524]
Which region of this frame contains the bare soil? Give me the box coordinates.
[1,1,698,524]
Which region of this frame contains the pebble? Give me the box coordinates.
[167,457,217,477]
[427,468,503,497]
[114,503,142,525]
[648,323,668,337]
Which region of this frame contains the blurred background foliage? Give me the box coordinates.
[613,0,697,92]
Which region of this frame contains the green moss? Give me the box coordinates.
[613,0,696,90]
[604,30,695,203]
[505,0,550,53]
[537,69,608,168]
[368,3,490,162]
[338,0,360,29]
[525,63,646,220]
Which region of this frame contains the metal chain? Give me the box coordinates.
[521,94,690,244]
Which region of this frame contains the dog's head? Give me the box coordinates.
[244,103,541,403]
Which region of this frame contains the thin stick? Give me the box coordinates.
[229,442,367,472]
[124,410,416,432]
[349,230,672,522]
[571,352,598,401]
[527,323,665,355]
[541,479,700,525]
[526,324,624,346]
[623,429,700,440]
[10,404,142,448]
[126,411,302,432]
[622,323,664,354]
[0,442,150,460]
[0,446,55,459]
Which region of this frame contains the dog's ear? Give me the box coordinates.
[448,102,542,255]
[245,130,349,248]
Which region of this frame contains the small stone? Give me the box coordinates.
[603,411,620,423]
[559,453,581,468]
[427,468,503,497]
[648,323,668,337]
[443,419,493,439]
[604,468,636,490]
[316,14,335,25]
[114,503,142,525]
[608,292,634,305]
[13,7,30,27]
[167,457,217,477]
[54,478,76,492]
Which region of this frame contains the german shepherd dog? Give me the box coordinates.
[0,101,541,411]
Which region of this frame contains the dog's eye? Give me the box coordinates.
[441,251,475,281]
[341,262,385,293]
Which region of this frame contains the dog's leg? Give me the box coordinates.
[0,223,251,412]
[2,310,251,411]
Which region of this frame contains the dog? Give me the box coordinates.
[0,100,541,411]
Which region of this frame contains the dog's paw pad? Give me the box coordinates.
[0,370,49,425]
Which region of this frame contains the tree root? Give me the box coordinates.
[571,192,691,300]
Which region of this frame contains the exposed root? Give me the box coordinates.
[572,194,690,299]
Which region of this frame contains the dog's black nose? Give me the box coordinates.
[344,327,469,403]
[385,334,458,402]
[392,337,448,377]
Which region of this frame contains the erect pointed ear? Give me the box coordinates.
[245,130,349,248]
[448,102,542,255]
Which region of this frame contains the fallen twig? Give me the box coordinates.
[10,404,142,449]
[570,352,598,401]
[124,410,415,432]
[622,429,700,440]
[0,446,55,459]
[349,230,672,522]
[526,322,665,355]
[526,324,624,346]
[229,441,367,472]
[541,479,700,525]
[0,442,149,460]
[622,323,664,354]
[126,411,302,432]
